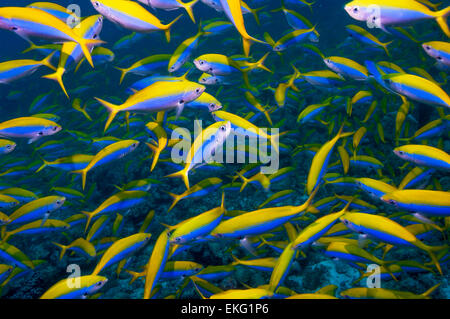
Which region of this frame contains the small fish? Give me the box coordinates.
[0,7,103,67]
[91,0,182,42]
[0,117,61,144]
[92,233,152,275]
[40,275,107,299]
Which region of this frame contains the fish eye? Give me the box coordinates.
[437,56,442,60]
[398,151,404,155]
[56,200,61,205]
[96,281,103,286]
[196,88,201,93]
[342,219,349,225]
[388,199,396,205]
[353,6,359,13]
[94,1,100,6]
[53,126,58,131]
[132,143,137,148]
[179,99,184,104]
[209,67,213,72]
[10,26,18,31]
[38,132,44,136]
[175,237,181,242]
[199,61,204,65]
[6,145,11,149]
[220,125,226,131]
[425,46,431,50]
[93,34,98,39]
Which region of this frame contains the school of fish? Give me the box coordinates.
[0,0,449,299]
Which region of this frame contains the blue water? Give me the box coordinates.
[0,0,449,299]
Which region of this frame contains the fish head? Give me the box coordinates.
[199,74,217,85]
[0,16,14,30]
[183,83,206,103]
[422,43,440,60]
[91,0,111,17]
[323,58,337,72]
[53,196,66,209]
[1,141,16,154]
[84,278,108,298]
[200,0,223,12]
[38,124,62,138]
[344,2,370,22]
[170,236,188,245]
[339,215,359,233]
[208,103,222,112]
[393,148,409,161]
[215,121,232,145]
[380,194,399,208]
[193,58,214,74]
[273,45,283,52]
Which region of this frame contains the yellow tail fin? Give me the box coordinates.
[115,67,128,85]
[164,14,183,43]
[165,167,190,189]
[94,97,122,132]
[78,38,105,68]
[165,191,181,212]
[72,169,88,191]
[40,51,57,71]
[436,6,450,37]
[51,241,68,261]
[81,211,94,233]
[180,0,198,23]
[42,68,69,99]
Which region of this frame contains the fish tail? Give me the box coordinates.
[181,0,198,24]
[220,191,225,210]
[250,6,265,25]
[81,103,93,121]
[383,40,394,56]
[42,68,69,99]
[78,38,104,68]
[165,168,190,189]
[421,283,441,298]
[263,32,276,48]
[71,169,87,191]
[435,6,450,37]
[115,67,128,85]
[255,52,273,73]
[21,41,38,54]
[94,97,121,132]
[424,245,445,275]
[35,156,50,173]
[74,57,85,73]
[242,35,267,57]
[164,14,183,43]
[40,51,57,71]
[51,241,68,261]
[1,231,11,243]
[165,191,181,212]
[262,105,273,126]
[235,171,249,192]
[81,211,94,233]
[125,269,143,285]
[145,142,160,172]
